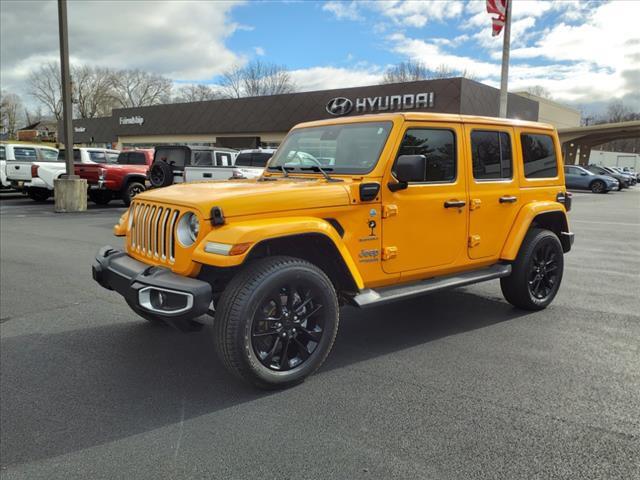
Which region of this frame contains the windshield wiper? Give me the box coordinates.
[267,165,293,177]
[300,165,341,182]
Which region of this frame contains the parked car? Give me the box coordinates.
[620,166,640,182]
[79,149,154,206]
[1,143,59,193]
[148,146,240,188]
[93,112,574,389]
[607,166,637,185]
[585,164,629,190]
[6,147,119,201]
[564,165,618,193]
[232,148,276,177]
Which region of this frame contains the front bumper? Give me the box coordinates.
[92,246,212,323]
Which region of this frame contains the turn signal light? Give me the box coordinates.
[31,165,39,178]
[229,242,252,256]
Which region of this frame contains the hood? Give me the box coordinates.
[135,177,352,218]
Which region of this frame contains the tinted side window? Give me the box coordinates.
[89,151,107,163]
[58,150,82,162]
[128,152,147,165]
[251,153,271,167]
[234,153,252,167]
[471,131,512,180]
[193,151,213,166]
[395,129,456,182]
[0,146,5,160]
[215,152,232,166]
[521,134,558,178]
[13,147,37,161]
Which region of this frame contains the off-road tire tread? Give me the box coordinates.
[214,255,339,389]
[501,228,563,311]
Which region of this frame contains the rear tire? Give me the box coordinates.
[88,190,112,205]
[27,188,50,202]
[214,256,339,390]
[122,181,145,207]
[501,228,564,311]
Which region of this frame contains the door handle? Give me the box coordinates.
[499,196,518,204]
[203,173,212,178]
[444,200,466,208]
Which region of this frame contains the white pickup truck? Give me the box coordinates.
[148,146,273,188]
[6,147,119,201]
[1,143,59,191]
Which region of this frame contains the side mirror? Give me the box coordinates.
[388,155,426,192]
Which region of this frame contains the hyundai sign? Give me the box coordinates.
[326,92,435,116]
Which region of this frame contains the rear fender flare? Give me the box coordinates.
[501,202,568,260]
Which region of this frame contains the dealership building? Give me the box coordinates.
[67,78,580,150]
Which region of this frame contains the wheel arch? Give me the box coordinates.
[192,217,364,294]
[121,173,146,189]
[501,203,570,260]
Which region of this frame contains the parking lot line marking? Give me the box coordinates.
[571,220,640,227]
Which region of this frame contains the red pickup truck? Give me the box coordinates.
[79,149,153,206]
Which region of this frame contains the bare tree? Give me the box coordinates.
[220,60,296,98]
[1,90,23,138]
[110,69,173,108]
[383,60,476,84]
[27,62,63,120]
[382,61,430,83]
[524,85,552,99]
[24,106,43,126]
[73,65,117,118]
[174,84,219,103]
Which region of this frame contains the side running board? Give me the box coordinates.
[351,263,512,308]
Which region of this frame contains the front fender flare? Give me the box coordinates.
[192,216,364,289]
[501,202,567,260]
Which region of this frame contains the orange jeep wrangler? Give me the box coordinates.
[93,113,573,389]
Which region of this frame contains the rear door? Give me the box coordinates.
[465,124,520,260]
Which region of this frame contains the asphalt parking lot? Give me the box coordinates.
[1,189,639,480]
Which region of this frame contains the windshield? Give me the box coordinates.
[268,121,392,174]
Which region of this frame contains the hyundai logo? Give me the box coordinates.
[326,97,354,116]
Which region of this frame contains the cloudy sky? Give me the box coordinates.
[1,0,639,115]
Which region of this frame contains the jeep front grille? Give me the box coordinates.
[129,202,180,263]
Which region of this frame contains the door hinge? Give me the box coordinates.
[382,204,398,218]
[468,235,481,247]
[470,198,482,211]
[382,246,398,260]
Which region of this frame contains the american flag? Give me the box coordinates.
[486,0,508,36]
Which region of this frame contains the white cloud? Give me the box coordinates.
[254,46,266,56]
[289,66,383,91]
[322,1,362,21]
[370,0,464,28]
[0,0,245,95]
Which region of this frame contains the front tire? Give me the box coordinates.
[590,180,606,193]
[214,256,339,389]
[501,228,564,311]
[122,181,145,207]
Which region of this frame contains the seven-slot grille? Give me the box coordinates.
[129,202,180,263]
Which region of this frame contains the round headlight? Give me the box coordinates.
[177,212,200,247]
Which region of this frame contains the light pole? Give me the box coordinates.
[55,0,86,212]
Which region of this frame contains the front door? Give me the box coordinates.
[382,122,467,274]
[465,125,520,259]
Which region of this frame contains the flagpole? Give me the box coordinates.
[498,0,511,118]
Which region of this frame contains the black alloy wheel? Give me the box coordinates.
[500,228,564,311]
[214,256,339,389]
[527,242,560,301]
[251,284,325,372]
